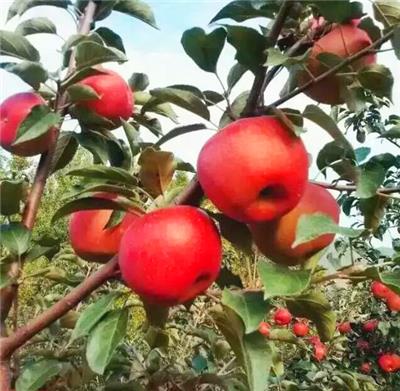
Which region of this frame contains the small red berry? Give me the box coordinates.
[258,322,271,337]
[309,335,321,346]
[360,362,372,373]
[370,281,390,299]
[337,321,352,334]
[293,322,309,337]
[273,308,292,326]
[363,319,379,333]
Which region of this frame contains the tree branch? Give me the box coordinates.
[267,27,396,109]
[311,180,400,194]
[242,0,293,116]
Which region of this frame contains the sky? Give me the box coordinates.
[0,0,399,247]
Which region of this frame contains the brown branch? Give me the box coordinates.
[0,257,118,360]
[242,0,293,117]
[311,180,400,194]
[267,27,396,109]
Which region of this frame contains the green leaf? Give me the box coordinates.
[356,161,386,198]
[71,292,120,342]
[121,120,141,157]
[358,17,382,42]
[258,262,311,299]
[286,290,336,342]
[16,359,64,391]
[0,179,24,215]
[0,30,40,61]
[210,1,277,23]
[9,0,70,20]
[219,91,249,128]
[225,25,267,72]
[211,305,273,391]
[227,62,248,93]
[357,64,394,100]
[134,114,162,136]
[265,47,309,67]
[310,0,360,23]
[155,124,206,147]
[380,125,400,139]
[0,61,48,90]
[209,212,253,255]
[354,147,371,163]
[67,84,99,102]
[95,26,125,53]
[222,290,269,334]
[359,194,389,231]
[303,105,354,153]
[23,235,60,263]
[294,213,363,247]
[64,184,138,201]
[15,17,56,36]
[392,26,400,60]
[0,223,31,256]
[138,92,178,122]
[203,90,224,106]
[150,87,210,120]
[61,67,106,90]
[216,267,243,289]
[113,0,158,29]
[181,27,226,73]
[373,0,400,27]
[13,105,60,146]
[86,308,129,375]
[129,72,149,91]
[68,165,137,186]
[50,132,79,174]
[52,196,131,223]
[75,41,127,69]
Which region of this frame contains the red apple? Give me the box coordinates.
[69,193,142,263]
[197,116,308,223]
[258,321,271,337]
[298,24,376,105]
[357,339,370,351]
[363,319,379,333]
[250,183,340,266]
[313,342,327,362]
[371,281,391,299]
[338,321,352,334]
[293,321,309,337]
[378,354,400,373]
[274,308,292,326]
[386,292,400,312]
[0,92,55,156]
[119,206,222,306]
[360,362,371,374]
[77,69,133,126]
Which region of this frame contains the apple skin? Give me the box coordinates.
[298,24,376,105]
[77,69,133,125]
[197,116,308,223]
[378,354,400,373]
[293,322,309,337]
[386,292,400,312]
[119,206,222,306]
[69,193,142,263]
[258,321,271,337]
[313,342,327,362]
[0,92,55,156]
[363,319,379,333]
[250,183,340,266]
[371,281,391,299]
[338,321,352,334]
[273,308,292,326]
[360,362,372,374]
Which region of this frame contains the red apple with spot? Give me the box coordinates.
[298,24,376,105]
[197,116,308,223]
[69,193,142,263]
[76,69,133,127]
[0,92,55,156]
[119,206,222,306]
[363,319,379,333]
[250,183,339,266]
[293,321,309,337]
[258,321,271,337]
[273,308,292,326]
[371,281,391,299]
[338,321,352,334]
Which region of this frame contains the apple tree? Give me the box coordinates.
[0,0,399,390]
